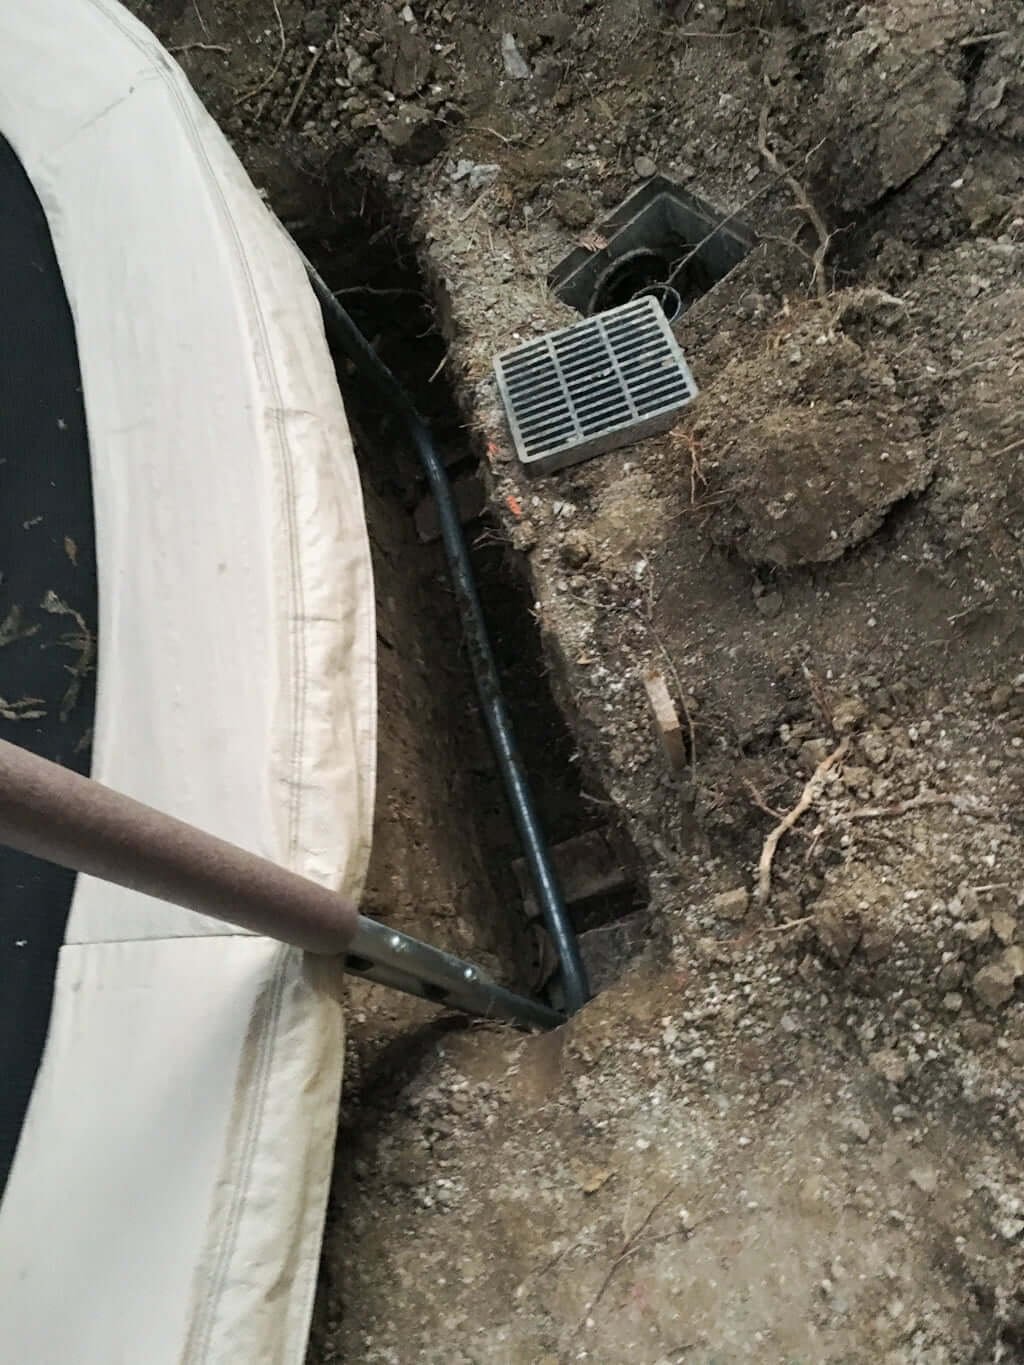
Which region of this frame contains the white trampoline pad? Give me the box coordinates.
[0,1,375,1359]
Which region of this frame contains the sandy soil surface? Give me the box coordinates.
[130,0,1024,1358]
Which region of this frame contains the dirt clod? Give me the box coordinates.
[712,886,750,922]
[381,102,444,163]
[972,950,1023,1009]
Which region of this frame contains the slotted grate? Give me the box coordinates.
[494,296,697,476]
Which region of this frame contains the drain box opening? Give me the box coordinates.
[550,175,755,319]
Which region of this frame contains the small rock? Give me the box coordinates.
[1005,1038,1024,1065]
[799,1174,830,1213]
[909,1166,938,1195]
[862,923,893,965]
[774,890,803,921]
[941,991,963,1013]
[833,696,868,732]
[560,531,592,570]
[844,1116,871,1144]
[754,590,782,619]
[634,155,657,179]
[937,959,965,990]
[712,887,750,922]
[815,908,862,966]
[996,1217,1024,1242]
[959,917,992,948]
[869,1048,909,1085]
[577,1166,614,1195]
[972,953,1019,1009]
[841,764,872,793]
[501,32,532,79]
[991,910,1017,945]
[962,1019,995,1047]
[552,187,596,229]
[535,12,573,46]
[989,683,1014,712]
[346,48,377,88]
[860,732,889,767]
[451,159,500,194]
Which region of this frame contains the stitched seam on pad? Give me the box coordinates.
[186,946,289,1364]
[83,0,308,869]
[79,4,309,1354]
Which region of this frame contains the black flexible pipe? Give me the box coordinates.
[304,258,590,1014]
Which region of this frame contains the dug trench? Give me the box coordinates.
[300,177,651,979]
[296,184,661,1352]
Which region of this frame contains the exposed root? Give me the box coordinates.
[169,41,230,56]
[755,737,850,908]
[282,45,322,129]
[573,1187,704,1340]
[744,778,784,821]
[757,103,833,302]
[845,793,996,822]
[664,183,770,291]
[671,429,707,507]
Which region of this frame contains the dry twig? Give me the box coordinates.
[845,793,996,822]
[169,41,230,56]
[762,914,813,934]
[673,430,707,506]
[847,793,953,821]
[467,123,516,144]
[743,778,784,820]
[282,45,322,129]
[987,434,1024,461]
[755,737,850,907]
[757,103,832,301]
[333,285,424,299]
[573,1188,699,1339]
[665,183,770,290]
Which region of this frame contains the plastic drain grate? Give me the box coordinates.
[494,296,698,476]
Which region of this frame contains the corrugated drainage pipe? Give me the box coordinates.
[305,258,590,1015]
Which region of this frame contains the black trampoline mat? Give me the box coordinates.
[0,132,97,1198]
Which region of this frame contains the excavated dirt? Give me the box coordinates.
[131,1,1024,1359]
